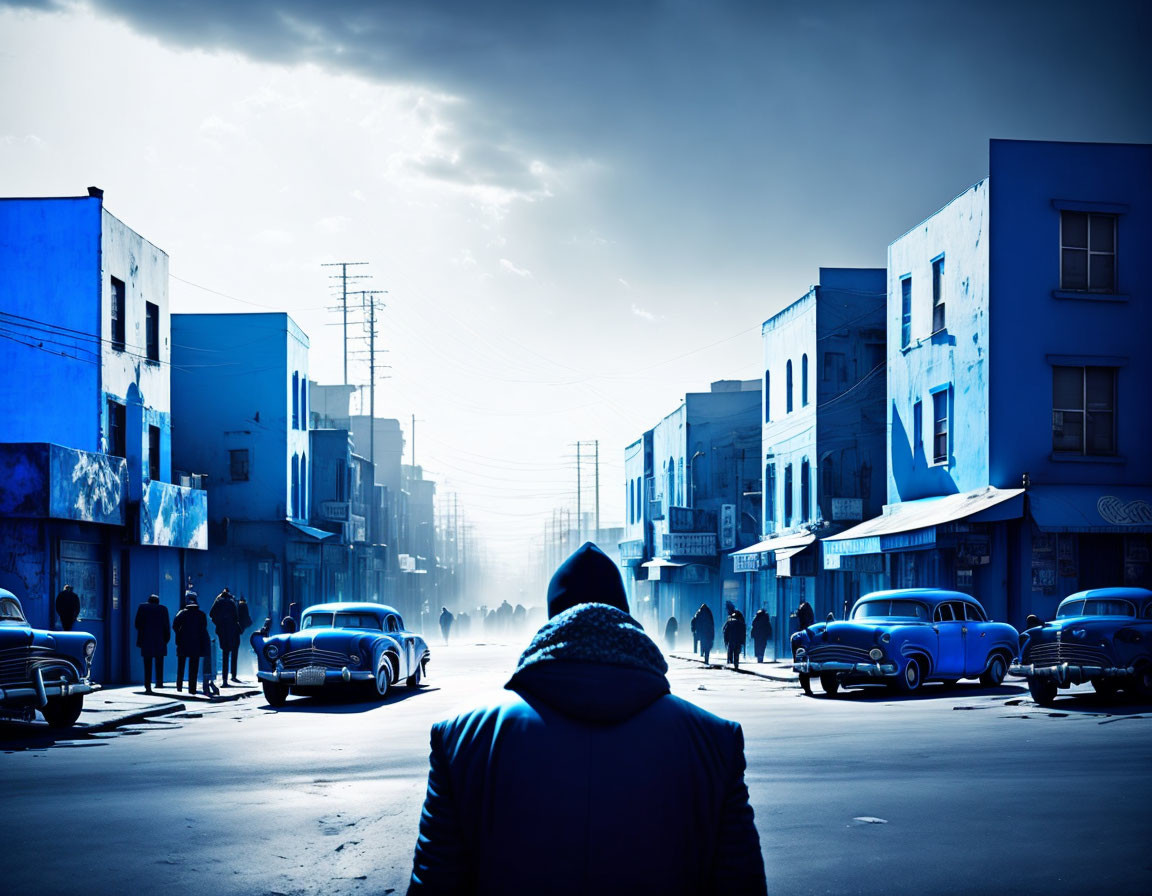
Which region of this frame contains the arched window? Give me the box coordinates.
[301,452,308,519]
[667,458,675,509]
[802,354,809,406]
[291,371,300,429]
[764,463,776,525]
[627,481,634,525]
[786,360,794,413]
[764,369,770,423]
[801,457,811,521]
[677,457,685,505]
[291,453,300,519]
[784,463,793,525]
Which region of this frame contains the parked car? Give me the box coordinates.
[791,588,1019,696]
[0,588,98,727]
[251,602,429,708]
[1011,587,1152,706]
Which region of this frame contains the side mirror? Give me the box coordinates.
[1025,614,1042,629]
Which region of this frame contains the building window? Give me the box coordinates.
[765,463,776,525]
[801,457,811,521]
[763,369,770,423]
[786,360,794,413]
[145,301,159,362]
[1061,211,1116,293]
[110,277,126,352]
[300,378,308,430]
[931,256,945,332]
[627,481,633,525]
[823,351,846,384]
[913,400,923,457]
[783,463,793,526]
[291,454,300,518]
[801,354,809,406]
[301,452,308,519]
[107,399,126,458]
[900,276,912,349]
[148,425,161,481]
[1052,366,1116,455]
[932,389,950,465]
[677,457,684,505]
[291,371,300,429]
[230,448,250,482]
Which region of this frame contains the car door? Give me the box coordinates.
[385,614,408,677]
[962,602,988,677]
[932,602,965,677]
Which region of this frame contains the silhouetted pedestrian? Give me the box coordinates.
[439,606,454,644]
[135,594,171,693]
[723,610,746,670]
[692,603,715,664]
[797,598,815,631]
[55,585,80,631]
[751,609,772,663]
[408,542,766,894]
[173,594,208,694]
[664,615,678,652]
[209,588,241,685]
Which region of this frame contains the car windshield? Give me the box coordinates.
[853,599,930,621]
[301,612,382,630]
[0,598,26,622]
[1057,598,1135,618]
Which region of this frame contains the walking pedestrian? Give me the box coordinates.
[55,584,80,631]
[664,615,678,652]
[173,593,208,694]
[750,609,772,663]
[439,606,454,644]
[690,612,699,654]
[135,594,171,693]
[210,587,241,685]
[407,542,766,894]
[723,609,746,670]
[692,603,715,665]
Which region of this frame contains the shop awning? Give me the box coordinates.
[732,532,815,573]
[287,520,336,541]
[1029,485,1152,533]
[641,558,686,569]
[823,486,1024,559]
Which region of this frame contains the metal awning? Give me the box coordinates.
[286,520,336,541]
[823,486,1024,559]
[1029,485,1152,533]
[732,532,815,555]
[641,558,686,569]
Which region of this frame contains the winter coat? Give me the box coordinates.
[796,600,815,631]
[722,613,747,649]
[408,603,765,895]
[173,604,209,657]
[210,593,241,650]
[439,609,454,634]
[664,615,679,640]
[135,600,171,657]
[237,600,253,633]
[691,605,715,646]
[750,610,772,646]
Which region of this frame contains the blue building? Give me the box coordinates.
[0,189,207,682]
[733,268,887,655]
[623,380,761,639]
[825,140,1152,625]
[619,430,654,614]
[171,312,328,633]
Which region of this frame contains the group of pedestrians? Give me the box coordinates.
[670,602,778,670]
[131,587,252,697]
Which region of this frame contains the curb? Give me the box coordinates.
[670,653,800,684]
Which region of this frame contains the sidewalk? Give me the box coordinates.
[76,681,260,731]
[669,652,800,684]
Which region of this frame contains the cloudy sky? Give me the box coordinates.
[2,0,1150,578]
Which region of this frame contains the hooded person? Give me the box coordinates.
[407,542,766,895]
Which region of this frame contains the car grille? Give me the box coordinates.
[1026,638,1110,668]
[806,644,872,664]
[0,647,80,687]
[280,647,350,670]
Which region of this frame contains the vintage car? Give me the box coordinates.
[0,588,98,727]
[251,601,429,707]
[1011,587,1152,706]
[792,588,1019,695]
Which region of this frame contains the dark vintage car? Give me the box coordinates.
[251,602,430,707]
[0,588,98,727]
[1011,587,1152,706]
[792,588,1019,696]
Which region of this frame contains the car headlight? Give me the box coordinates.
[880,632,891,644]
[264,643,280,660]
[869,648,884,661]
[84,640,96,659]
[348,653,361,666]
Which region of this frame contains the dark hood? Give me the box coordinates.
[547,541,628,618]
[507,603,669,724]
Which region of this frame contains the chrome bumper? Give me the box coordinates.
[1010,662,1134,683]
[257,668,374,684]
[0,668,98,707]
[793,659,899,678]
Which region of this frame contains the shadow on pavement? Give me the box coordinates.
[805,681,1030,702]
[258,685,441,713]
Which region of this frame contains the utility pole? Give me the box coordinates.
[352,290,387,471]
[411,414,419,470]
[322,261,369,385]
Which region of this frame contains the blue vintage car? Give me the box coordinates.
[251,602,430,707]
[1011,587,1152,706]
[0,588,98,727]
[792,588,1019,695]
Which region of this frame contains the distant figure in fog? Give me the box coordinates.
[664,615,678,652]
[751,610,772,663]
[439,607,454,644]
[692,603,715,664]
[135,594,171,693]
[513,603,526,631]
[723,610,746,670]
[210,588,241,685]
[407,542,766,895]
[497,600,514,634]
[173,594,208,695]
[55,585,80,631]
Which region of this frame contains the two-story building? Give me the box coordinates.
[825,139,1152,625]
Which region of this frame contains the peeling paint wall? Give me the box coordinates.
[139,479,208,549]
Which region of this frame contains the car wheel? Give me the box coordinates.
[980,654,1008,687]
[895,658,922,694]
[819,673,840,696]
[406,662,423,688]
[374,663,392,699]
[262,681,289,708]
[41,694,84,729]
[1028,677,1058,707]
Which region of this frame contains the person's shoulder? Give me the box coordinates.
[658,693,743,738]
[432,690,533,739]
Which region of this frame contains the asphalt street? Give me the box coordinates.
[3,639,1151,896]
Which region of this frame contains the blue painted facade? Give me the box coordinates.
[0,194,207,682]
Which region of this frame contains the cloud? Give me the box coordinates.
[499,258,532,278]
[316,215,351,233]
[631,303,657,321]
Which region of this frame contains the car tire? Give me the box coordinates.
[819,673,840,696]
[406,662,423,688]
[895,657,922,694]
[41,694,84,729]
[1028,677,1058,707]
[980,654,1008,687]
[262,681,289,708]
[374,663,392,699]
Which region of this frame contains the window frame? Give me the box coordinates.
[145,301,160,363]
[148,424,161,482]
[229,448,250,482]
[110,276,126,352]
[1060,210,1117,294]
[1051,365,1117,456]
[899,275,912,349]
[930,386,950,466]
[801,354,809,406]
[786,360,794,413]
[931,254,945,333]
